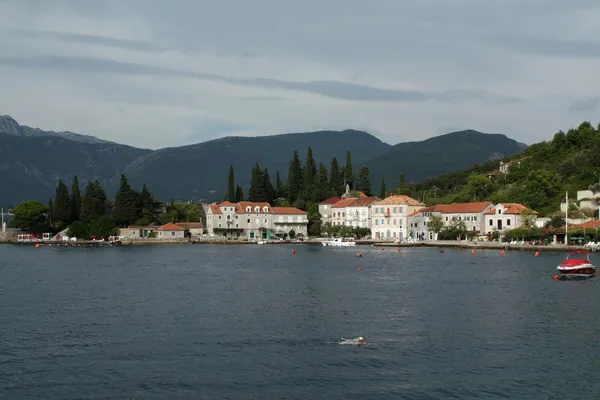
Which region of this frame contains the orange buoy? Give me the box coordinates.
[471,250,475,255]
[553,275,559,280]
[381,247,385,250]
[35,243,40,248]
[534,251,539,257]
[500,250,505,256]
[397,247,401,252]
[440,249,444,253]
[292,249,296,255]
[355,253,362,258]
[357,267,363,271]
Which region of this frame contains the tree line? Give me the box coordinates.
[225,147,387,209]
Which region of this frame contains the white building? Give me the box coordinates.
[318,196,341,225]
[344,197,379,228]
[483,203,537,235]
[407,205,444,241]
[206,201,308,239]
[330,198,357,226]
[371,195,425,241]
[560,189,600,218]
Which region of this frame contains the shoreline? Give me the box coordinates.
[2,238,596,252]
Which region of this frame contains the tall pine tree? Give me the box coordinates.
[139,184,155,222]
[235,185,244,202]
[113,173,141,226]
[227,165,236,202]
[330,157,341,196]
[53,180,70,226]
[275,171,283,199]
[70,176,82,223]
[263,168,275,204]
[343,150,354,189]
[248,163,266,202]
[317,163,329,202]
[356,165,372,196]
[303,146,317,189]
[379,178,387,199]
[287,151,303,204]
[48,197,54,226]
[81,180,107,222]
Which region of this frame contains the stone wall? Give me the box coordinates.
[0,231,17,243]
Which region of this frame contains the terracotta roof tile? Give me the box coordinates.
[375,195,425,206]
[271,207,307,215]
[438,202,493,213]
[348,197,380,207]
[176,222,203,229]
[157,222,185,231]
[332,198,358,208]
[236,201,272,214]
[208,204,222,214]
[319,196,341,205]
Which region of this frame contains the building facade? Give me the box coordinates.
[205,201,308,239]
[371,195,425,241]
[318,196,341,226]
[483,203,536,235]
[344,197,379,228]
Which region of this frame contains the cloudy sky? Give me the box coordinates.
[0,0,599,149]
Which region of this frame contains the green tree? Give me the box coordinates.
[249,163,266,202]
[227,165,236,203]
[303,146,317,190]
[235,185,244,202]
[330,157,341,196]
[397,174,407,194]
[139,184,155,222]
[53,180,70,226]
[287,151,304,204]
[288,229,296,239]
[263,168,275,204]
[47,197,54,226]
[316,163,329,202]
[275,171,283,198]
[356,165,372,196]
[86,216,118,240]
[426,214,444,237]
[70,176,82,223]
[343,150,354,189]
[307,203,322,237]
[379,178,387,199]
[81,180,107,222]
[9,200,50,234]
[113,173,141,226]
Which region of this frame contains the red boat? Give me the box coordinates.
[557,251,596,277]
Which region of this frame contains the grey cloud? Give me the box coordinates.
[570,97,600,111]
[488,34,600,58]
[2,29,166,52]
[0,55,519,104]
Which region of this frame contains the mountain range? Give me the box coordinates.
[0,115,527,206]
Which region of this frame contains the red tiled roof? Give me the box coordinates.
[483,203,537,215]
[219,201,236,207]
[332,198,358,208]
[125,225,156,229]
[208,204,222,214]
[572,220,600,229]
[320,196,341,205]
[350,197,379,207]
[487,170,503,176]
[438,202,493,214]
[376,195,425,206]
[271,207,307,215]
[236,201,272,214]
[157,222,185,231]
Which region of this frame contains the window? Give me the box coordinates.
[498,209,502,214]
[236,224,238,227]
[445,217,449,221]
[507,219,511,226]
[227,215,231,220]
[489,219,493,226]
[474,216,477,221]
[246,206,251,212]
[247,219,250,223]
[393,207,397,213]
[399,207,403,213]
[219,216,222,219]
[263,207,269,212]
[255,206,260,213]
[171,231,175,236]
[376,220,379,225]
[381,219,384,224]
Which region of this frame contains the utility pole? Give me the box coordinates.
[565,191,568,245]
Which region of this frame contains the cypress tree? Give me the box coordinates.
[330,157,341,196]
[356,165,372,196]
[397,173,406,194]
[379,178,387,199]
[139,184,155,222]
[235,185,244,202]
[303,146,317,189]
[287,151,303,204]
[263,168,275,204]
[70,176,82,223]
[113,173,141,226]
[275,171,283,199]
[53,180,70,225]
[317,163,329,202]
[249,163,266,202]
[344,150,354,189]
[48,197,54,226]
[81,181,104,222]
[227,165,236,202]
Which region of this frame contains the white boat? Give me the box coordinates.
[322,238,356,247]
[257,240,266,245]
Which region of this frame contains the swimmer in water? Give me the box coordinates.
[356,337,367,345]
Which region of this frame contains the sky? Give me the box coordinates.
[0,0,599,150]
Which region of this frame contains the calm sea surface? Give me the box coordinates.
[1,244,599,399]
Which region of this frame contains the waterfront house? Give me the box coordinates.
[371,195,425,241]
[205,201,307,239]
[344,196,379,229]
[330,198,358,227]
[483,203,537,235]
[407,205,445,241]
[156,222,185,238]
[119,225,157,239]
[176,222,204,236]
[318,196,341,225]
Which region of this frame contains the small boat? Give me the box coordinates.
[557,251,595,277]
[257,240,266,245]
[322,238,356,247]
